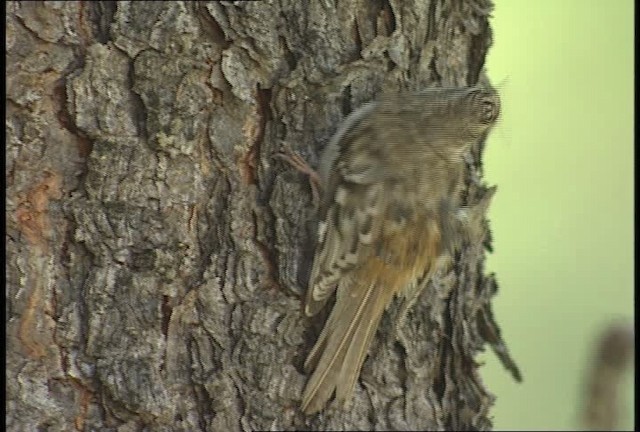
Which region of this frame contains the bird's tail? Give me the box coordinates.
[301,277,395,414]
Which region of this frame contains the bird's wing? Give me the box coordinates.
[305,128,387,316]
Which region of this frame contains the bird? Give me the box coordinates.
[296,86,501,415]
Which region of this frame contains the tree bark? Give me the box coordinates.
[6,1,518,430]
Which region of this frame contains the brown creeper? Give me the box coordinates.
[300,86,501,414]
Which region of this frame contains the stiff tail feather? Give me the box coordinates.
[301,280,395,414]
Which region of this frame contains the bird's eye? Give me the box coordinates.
[480,97,499,124]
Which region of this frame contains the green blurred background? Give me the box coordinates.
[481,0,634,430]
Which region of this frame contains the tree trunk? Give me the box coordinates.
[6,1,518,430]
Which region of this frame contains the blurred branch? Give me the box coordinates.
[581,320,634,431]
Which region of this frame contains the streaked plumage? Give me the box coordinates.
[301,87,500,414]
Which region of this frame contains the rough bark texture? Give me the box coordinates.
[6,1,518,430]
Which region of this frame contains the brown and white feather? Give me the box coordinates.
[300,87,501,414]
